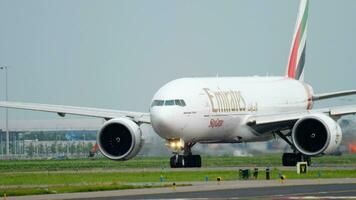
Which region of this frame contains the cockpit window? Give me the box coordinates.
[151,99,186,107]
[165,100,175,106]
[151,100,164,107]
[175,100,182,106]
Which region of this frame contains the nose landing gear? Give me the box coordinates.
[168,141,202,168]
[170,154,201,168]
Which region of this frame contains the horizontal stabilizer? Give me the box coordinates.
[313,90,356,101]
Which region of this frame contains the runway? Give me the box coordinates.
[116,183,356,199]
[9,178,356,200]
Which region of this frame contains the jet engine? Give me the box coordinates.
[97,117,143,160]
[292,113,342,156]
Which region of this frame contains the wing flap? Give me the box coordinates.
[328,105,356,116]
[248,112,306,125]
[247,105,356,134]
[0,101,151,124]
[251,105,356,126]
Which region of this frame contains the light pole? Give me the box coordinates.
[0,66,9,156]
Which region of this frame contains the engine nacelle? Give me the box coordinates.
[97,117,143,160]
[292,113,342,156]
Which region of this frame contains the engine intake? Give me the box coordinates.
[292,113,342,156]
[97,118,143,160]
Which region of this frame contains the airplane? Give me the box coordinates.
[1,0,356,168]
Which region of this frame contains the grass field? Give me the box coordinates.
[1,168,355,196]
[1,168,356,196]
[1,154,356,172]
[0,154,355,197]
[1,169,356,186]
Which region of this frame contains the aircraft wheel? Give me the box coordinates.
[282,153,297,166]
[170,155,202,168]
[190,155,202,168]
[170,155,183,168]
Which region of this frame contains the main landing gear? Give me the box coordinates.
[275,131,311,167]
[170,142,202,168]
[282,153,311,166]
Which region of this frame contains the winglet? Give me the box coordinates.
[286,0,309,80]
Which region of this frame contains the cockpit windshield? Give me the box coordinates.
[151,99,186,108]
[151,100,164,107]
[175,99,186,106]
[165,100,175,106]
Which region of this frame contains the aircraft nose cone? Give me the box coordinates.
[150,108,180,139]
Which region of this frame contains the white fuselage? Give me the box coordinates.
[150,76,313,144]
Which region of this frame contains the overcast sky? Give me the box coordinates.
[0,0,356,125]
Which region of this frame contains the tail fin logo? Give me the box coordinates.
[287,0,309,80]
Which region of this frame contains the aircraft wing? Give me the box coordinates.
[247,105,356,133]
[0,101,151,124]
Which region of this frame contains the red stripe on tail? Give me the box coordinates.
[288,25,301,79]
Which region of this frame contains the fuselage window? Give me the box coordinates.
[165,100,175,106]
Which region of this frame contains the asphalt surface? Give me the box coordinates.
[92,183,356,199]
[9,179,356,200]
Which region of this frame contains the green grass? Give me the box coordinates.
[1,154,355,172]
[1,169,356,187]
[0,154,355,197]
[0,169,355,196]
[0,157,168,172]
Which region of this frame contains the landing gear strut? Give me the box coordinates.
[170,142,201,168]
[275,131,311,167]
